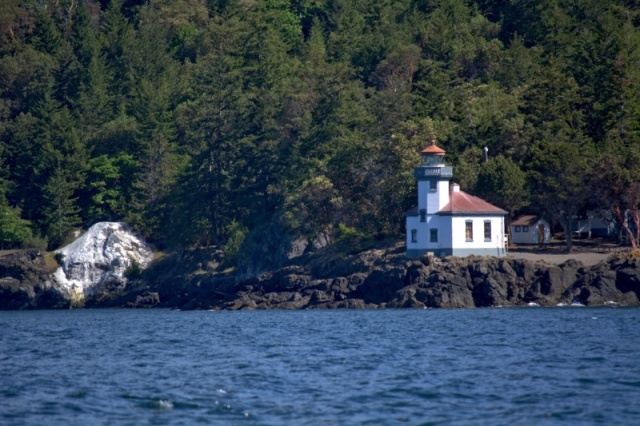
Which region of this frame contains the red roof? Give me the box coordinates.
[421,140,446,155]
[438,190,507,215]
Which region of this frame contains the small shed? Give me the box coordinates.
[511,215,550,245]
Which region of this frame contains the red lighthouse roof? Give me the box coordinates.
[421,140,446,155]
[438,190,507,215]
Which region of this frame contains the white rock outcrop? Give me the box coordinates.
[54,222,154,303]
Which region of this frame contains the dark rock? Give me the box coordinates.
[125,291,160,308]
[353,267,407,304]
[0,250,69,310]
[5,241,640,311]
[615,258,640,299]
[236,220,316,280]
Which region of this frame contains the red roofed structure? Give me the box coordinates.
[405,142,507,258]
[421,140,446,156]
[438,184,507,215]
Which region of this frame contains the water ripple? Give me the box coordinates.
[1,308,639,425]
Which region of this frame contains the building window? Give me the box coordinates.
[484,221,491,241]
[430,228,438,243]
[420,209,426,223]
[429,180,437,192]
[515,226,522,233]
[411,229,417,243]
[523,225,529,232]
[465,221,473,242]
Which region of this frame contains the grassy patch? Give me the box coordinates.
[44,252,61,273]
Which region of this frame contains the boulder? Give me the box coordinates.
[53,222,154,306]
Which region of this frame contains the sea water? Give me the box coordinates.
[1,308,639,425]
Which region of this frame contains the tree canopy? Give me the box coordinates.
[0,0,639,252]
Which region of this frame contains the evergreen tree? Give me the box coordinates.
[41,166,81,248]
[475,155,528,216]
[527,140,592,253]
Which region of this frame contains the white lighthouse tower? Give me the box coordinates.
[405,140,508,258]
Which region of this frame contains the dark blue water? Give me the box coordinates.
[1,308,639,425]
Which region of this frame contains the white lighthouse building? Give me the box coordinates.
[405,140,507,258]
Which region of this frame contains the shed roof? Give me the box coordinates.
[511,215,543,226]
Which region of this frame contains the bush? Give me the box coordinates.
[54,252,66,266]
[22,234,48,251]
[336,223,363,242]
[0,205,33,249]
[124,258,142,278]
[222,220,248,268]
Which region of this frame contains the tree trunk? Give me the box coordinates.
[613,205,637,248]
[631,188,640,249]
[562,218,573,253]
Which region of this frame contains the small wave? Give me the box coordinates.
[527,302,540,307]
[124,395,175,411]
[556,302,568,307]
[154,399,174,410]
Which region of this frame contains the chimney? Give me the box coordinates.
[450,183,460,192]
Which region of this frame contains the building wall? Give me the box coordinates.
[419,178,450,214]
[406,214,453,256]
[417,180,428,211]
[450,216,506,257]
[511,219,550,244]
[407,215,506,258]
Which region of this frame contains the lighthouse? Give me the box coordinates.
[405,141,508,258]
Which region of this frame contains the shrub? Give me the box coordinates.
[222,220,248,268]
[336,223,363,242]
[124,259,142,278]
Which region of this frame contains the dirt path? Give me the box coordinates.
[507,239,629,266]
[507,251,613,266]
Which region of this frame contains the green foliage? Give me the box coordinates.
[22,234,48,251]
[0,203,33,249]
[527,139,593,252]
[476,155,528,215]
[222,219,248,267]
[336,222,363,242]
[54,251,65,266]
[283,175,343,238]
[453,146,483,192]
[124,258,142,278]
[42,167,82,249]
[1,0,639,254]
[83,153,137,222]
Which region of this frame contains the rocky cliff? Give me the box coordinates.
[0,222,155,309]
[2,236,640,310]
[0,250,69,310]
[147,242,640,310]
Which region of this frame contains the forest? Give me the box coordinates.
[1,0,639,258]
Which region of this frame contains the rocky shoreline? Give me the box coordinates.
[0,250,70,310]
[148,242,640,310]
[2,242,639,310]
